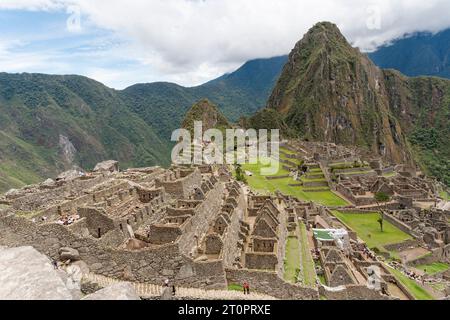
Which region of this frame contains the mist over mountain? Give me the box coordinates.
[369,29,450,79]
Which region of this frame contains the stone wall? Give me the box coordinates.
[319,285,395,300]
[384,239,420,252]
[245,253,278,270]
[0,214,226,289]
[177,181,225,256]
[10,175,110,212]
[78,207,115,238]
[156,169,202,199]
[408,244,450,266]
[220,189,246,268]
[225,268,318,300]
[303,181,329,188]
[383,213,414,237]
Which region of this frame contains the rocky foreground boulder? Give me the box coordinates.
[0,246,140,300]
[0,246,74,300]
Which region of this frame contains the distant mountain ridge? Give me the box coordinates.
[369,28,450,79]
[0,56,286,192]
[121,55,287,141]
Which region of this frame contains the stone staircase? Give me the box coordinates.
[83,273,276,300]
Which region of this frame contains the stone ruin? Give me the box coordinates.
[0,161,317,299]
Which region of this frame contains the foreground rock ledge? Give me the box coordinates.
[0,246,74,300]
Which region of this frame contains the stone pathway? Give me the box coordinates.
[83,273,277,300]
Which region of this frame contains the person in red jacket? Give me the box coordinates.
[243,281,250,295]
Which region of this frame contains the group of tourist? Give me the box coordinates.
[56,214,80,226]
[362,246,377,260]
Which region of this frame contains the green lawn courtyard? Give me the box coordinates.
[331,211,412,252]
[238,154,348,207]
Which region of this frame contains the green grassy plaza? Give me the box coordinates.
[331,210,435,300]
[237,149,348,207]
[331,211,412,252]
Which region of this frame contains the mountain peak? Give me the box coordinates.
[295,21,356,61]
[181,99,231,134]
[265,22,413,165]
[307,21,344,38]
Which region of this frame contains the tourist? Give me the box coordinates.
[164,279,169,287]
[172,285,176,296]
[243,281,250,295]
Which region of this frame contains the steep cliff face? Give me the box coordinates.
[383,71,450,185]
[266,23,414,164]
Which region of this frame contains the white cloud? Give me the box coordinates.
[0,0,65,11]
[1,0,450,87]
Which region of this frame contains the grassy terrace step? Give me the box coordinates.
[284,236,301,283]
[337,170,376,176]
[416,262,449,275]
[299,222,316,287]
[388,267,435,300]
[279,147,297,156]
[238,158,348,207]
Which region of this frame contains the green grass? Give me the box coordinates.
[239,160,348,207]
[338,170,375,175]
[329,211,436,299]
[439,191,450,201]
[300,176,327,183]
[284,236,301,283]
[388,267,435,300]
[280,147,297,155]
[416,262,449,275]
[331,211,412,252]
[299,222,316,287]
[383,172,398,178]
[228,283,243,292]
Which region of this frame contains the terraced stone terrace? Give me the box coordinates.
[238,148,348,207]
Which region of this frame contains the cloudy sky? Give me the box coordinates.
[1,0,450,89]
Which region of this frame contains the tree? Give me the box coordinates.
[235,163,247,183]
[374,192,390,232]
